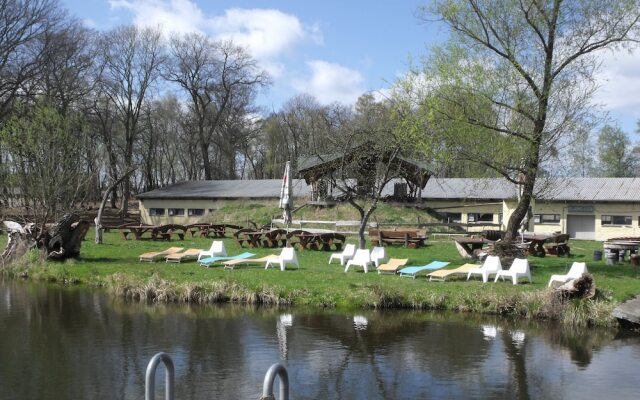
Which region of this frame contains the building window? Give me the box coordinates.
[442,212,462,223]
[601,215,632,226]
[534,214,561,224]
[467,213,494,223]
[188,209,205,216]
[149,208,165,216]
[168,208,185,216]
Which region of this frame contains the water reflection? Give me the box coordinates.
[0,280,639,399]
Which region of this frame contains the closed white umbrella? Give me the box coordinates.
[279,161,293,226]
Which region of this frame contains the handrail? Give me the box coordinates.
[145,352,175,400]
[261,363,289,400]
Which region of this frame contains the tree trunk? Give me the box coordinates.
[95,168,137,244]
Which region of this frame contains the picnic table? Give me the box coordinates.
[520,233,564,256]
[453,237,493,259]
[119,224,156,240]
[290,231,345,251]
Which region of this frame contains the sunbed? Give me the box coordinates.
[223,255,278,270]
[139,247,184,262]
[427,263,478,281]
[398,261,450,279]
[376,258,409,274]
[165,248,201,263]
[199,252,256,267]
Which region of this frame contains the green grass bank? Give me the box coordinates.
[1,232,639,327]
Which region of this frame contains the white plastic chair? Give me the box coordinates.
[494,258,532,285]
[265,247,299,271]
[548,262,587,287]
[197,240,227,261]
[344,249,372,273]
[466,255,502,283]
[370,246,387,268]
[328,243,356,266]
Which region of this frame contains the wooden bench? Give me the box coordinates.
[369,229,427,248]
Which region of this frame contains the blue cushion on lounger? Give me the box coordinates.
[200,252,255,266]
[398,261,450,278]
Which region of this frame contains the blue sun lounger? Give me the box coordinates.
[398,261,450,279]
[199,252,255,267]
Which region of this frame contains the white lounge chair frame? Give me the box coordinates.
[328,243,356,266]
[466,255,502,283]
[344,249,372,273]
[370,246,387,268]
[494,258,532,285]
[548,262,587,287]
[198,240,227,262]
[265,247,300,271]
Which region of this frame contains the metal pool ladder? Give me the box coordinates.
[145,353,290,400]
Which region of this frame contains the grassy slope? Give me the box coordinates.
[2,230,639,326]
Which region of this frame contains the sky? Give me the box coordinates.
[63,0,640,137]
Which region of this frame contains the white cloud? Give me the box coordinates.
[593,48,640,120]
[293,60,365,105]
[208,8,322,61]
[109,0,205,35]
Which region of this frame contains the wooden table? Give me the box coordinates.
[126,225,157,240]
[242,231,265,248]
[454,237,492,258]
[520,233,559,256]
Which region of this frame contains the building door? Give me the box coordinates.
[567,214,596,240]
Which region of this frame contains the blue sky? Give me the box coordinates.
[63,0,639,135]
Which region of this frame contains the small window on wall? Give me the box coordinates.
[442,212,462,223]
[467,213,494,223]
[534,214,561,224]
[601,215,632,226]
[149,208,165,216]
[168,208,184,216]
[188,209,205,216]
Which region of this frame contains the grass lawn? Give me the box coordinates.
[1,232,639,325]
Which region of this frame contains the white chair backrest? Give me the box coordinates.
[343,243,356,256]
[510,258,529,273]
[482,256,502,272]
[353,249,371,263]
[567,262,587,278]
[281,247,296,261]
[212,240,225,253]
[371,246,385,260]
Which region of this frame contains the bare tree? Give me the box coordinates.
[0,0,64,120]
[96,25,164,215]
[165,33,269,180]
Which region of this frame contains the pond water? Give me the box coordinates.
[1,280,640,399]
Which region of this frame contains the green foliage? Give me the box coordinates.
[0,99,91,221]
[596,125,638,177]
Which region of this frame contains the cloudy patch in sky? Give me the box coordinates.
[108,0,337,95]
[593,48,640,124]
[294,60,365,105]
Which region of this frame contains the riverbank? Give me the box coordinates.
[1,232,639,327]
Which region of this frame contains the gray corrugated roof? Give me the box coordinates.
[421,178,516,200]
[137,179,311,200]
[421,177,640,202]
[136,178,640,202]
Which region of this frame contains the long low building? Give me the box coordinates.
[136,177,640,241]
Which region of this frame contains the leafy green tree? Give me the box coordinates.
[0,99,91,223]
[597,125,636,177]
[417,0,640,239]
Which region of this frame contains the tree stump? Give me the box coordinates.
[1,214,90,264]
